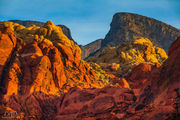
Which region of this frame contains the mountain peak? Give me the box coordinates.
[102,12,180,52]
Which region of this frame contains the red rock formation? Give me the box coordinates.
[0,22,121,119]
[126,63,160,89]
[0,21,114,99]
[1,87,135,119]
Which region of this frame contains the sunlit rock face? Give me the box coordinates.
[87,38,168,76]
[0,21,129,119]
[102,12,180,53]
[0,21,120,99]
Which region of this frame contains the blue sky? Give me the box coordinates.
[0,0,179,45]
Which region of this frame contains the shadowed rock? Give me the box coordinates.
[102,12,180,53]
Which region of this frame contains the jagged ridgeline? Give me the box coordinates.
[0,21,129,98]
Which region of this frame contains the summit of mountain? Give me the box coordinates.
[101,12,180,53]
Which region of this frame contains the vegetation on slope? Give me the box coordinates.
[87,38,168,76]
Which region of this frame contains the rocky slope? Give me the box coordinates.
[102,12,180,53]
[87,38,168,76]
[9,20,74,42]
[80,39,102,59]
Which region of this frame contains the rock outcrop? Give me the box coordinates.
[101,12,180,53]
[80,39,102,59]
[126,63,160,89]
[87,38,168,76]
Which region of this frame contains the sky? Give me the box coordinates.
[0,0,179,45]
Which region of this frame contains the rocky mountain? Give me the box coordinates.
[80,39,102,59]
[9,20,74,42]
[102,12,180,53]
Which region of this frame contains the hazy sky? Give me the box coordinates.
[0,0,179,45]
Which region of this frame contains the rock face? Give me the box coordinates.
[0,26,17,82]
[87,38,168,76]
[55,87,134,120]
[9,20,74,41]
[101,12,180,52]
[126,63,160,89]
[80,39,102,59]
